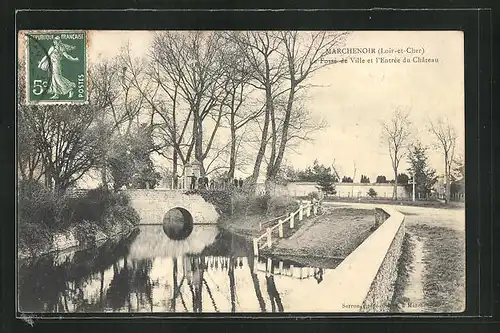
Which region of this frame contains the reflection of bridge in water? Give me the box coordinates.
[18,218,330,313]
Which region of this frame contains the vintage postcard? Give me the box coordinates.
[16,30,465,314]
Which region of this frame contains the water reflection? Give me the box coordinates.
[18,225,341,313]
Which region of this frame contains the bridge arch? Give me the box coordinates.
[124,189,219,226]
[162,207,194,240]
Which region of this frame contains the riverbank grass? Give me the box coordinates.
[267,207,375,268]
[394,224,465,312]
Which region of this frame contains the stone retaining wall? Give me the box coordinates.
[374,207,391,227]
[321,206,405,312]
[361,217,405,311]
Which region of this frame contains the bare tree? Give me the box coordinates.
[227,31,286,184]
[265,31,349,184]
[120,42,191,177]
[381,108,411,200]
[88,55,154,189]
[17,76,43,182]
[221,45,264,179]
[229,31,348,189]
[429,117,458,203]
[330,159,341,181]
[18,103,105,193]
[148,31,230,177]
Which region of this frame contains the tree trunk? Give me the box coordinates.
[170,257,178,312]
[251,97,271,183]
[266,103,277,179]
[393,169,398,200]
[445,159,451,203]
[173,149,178,176]
[264,177,275,197]
[101,164,108,190]
[228,124,237,179]
[268,85,295,180]
[193,108,205,177]
[99,270,105,306]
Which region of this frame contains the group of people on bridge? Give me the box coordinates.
[171,172,246,191]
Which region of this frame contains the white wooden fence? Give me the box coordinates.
[252,199,321,256]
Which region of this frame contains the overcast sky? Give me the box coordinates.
[86,30,464,181]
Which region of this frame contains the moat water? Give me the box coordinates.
[18,225,342,313]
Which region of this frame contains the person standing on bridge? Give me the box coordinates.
[174,173,179,189]
[238,177,243,188]
[204,176,209,189]
[190,172,196,190]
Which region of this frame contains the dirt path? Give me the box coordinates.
[322,201,465,231]
[401,234,426,312]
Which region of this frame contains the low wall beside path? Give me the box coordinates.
[285,206,405,312]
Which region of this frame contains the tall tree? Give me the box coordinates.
[381,109,411,200]
[108,124,161,190]
[397,173,410,185]
[147,31,230,176]
[220,45,264,179]
[428,117,458,203]
[227,31,286,184]
[360,175,370,183]
[264,31,349,184]
[88,57,152,189]
[407,141,437,198]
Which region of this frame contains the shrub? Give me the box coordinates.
[18,179,64,231]
[74,219,100,246]
[307,191,320,200]
[187,189,233,216]
[18,221,52,255]
[61,187,137,227]
[110,205,140,226]
[367,188,378,198]
[186,189,297,218]
[267,195,299,217]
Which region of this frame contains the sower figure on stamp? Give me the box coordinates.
[37,36,79,99]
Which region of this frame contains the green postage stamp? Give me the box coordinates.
[25,31,87,104]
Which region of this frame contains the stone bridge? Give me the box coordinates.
[124,189,220,226]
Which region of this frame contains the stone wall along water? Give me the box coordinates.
[318,206,405,312]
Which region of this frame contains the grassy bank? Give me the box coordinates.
[265,207,375,268]
[413,224,465,312]
[391,232,416,311]
[392,224,465,312]
[18,180,140,258]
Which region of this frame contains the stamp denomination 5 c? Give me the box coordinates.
[26,31,87,104]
